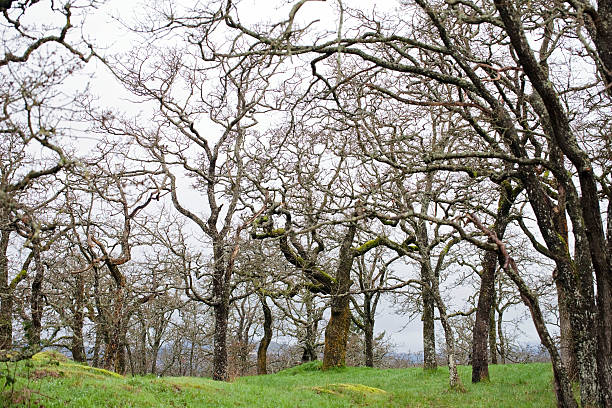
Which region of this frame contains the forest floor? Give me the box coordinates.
[1,351,556,407]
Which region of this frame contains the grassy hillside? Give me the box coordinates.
[1,352,555,407]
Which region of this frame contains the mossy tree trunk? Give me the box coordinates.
[323,298,352,369]
[322,222,357,370]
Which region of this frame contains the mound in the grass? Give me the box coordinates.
[30,351,123,379]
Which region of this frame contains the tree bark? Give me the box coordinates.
[363,296,374,368]
[257,296,272,375]
[211,240,230,381]
[489,289,497,365]
[71,272,86,363]
[0,226,11,350]
[472,183,516,382]
[29,245,45,347]
[323,299,351,369]
[322,223,357,369]
[472,250,497,382]
[555,271,578,381]
[103,286,126,374]
[422,263,437,371]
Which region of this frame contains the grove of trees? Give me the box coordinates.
[0,0,610,407]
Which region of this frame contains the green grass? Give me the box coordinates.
[1,353,556,407]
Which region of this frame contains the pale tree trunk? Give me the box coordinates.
[421,256,462,390]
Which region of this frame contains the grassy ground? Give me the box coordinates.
[1,352,556,407]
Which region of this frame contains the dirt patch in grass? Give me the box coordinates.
[30,369,63,380]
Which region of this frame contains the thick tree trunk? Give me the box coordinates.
[257,297,272,375]
[212,300,229,381]
[0,227,11,350]
[322,223,356,370]
[211,239,231,381]
[151,344,160,375]
[103,286,125,373]
[323,298,351,369]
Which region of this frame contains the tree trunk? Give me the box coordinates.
[555,273,578,382]
[0,227,12,350]
[211,239,231,381]
[29,245,44,347]
[363,303,374,368]
[71,272,86,363]
[323,298,351,369]
[489,292,497,365]
[498,308,506,364]
[103,286,125,373]
[257,297,272,375]
[472,182,516,383]
[422,264,437,371]
[301,292,319,363]
[322,223,356,370]
[472,250,497,382]
[212,300,229,380]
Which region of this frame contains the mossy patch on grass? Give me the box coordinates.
[63,363,123,378]
[32,351,69,364]
[312,383,386,395]
[311,383,389,405]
